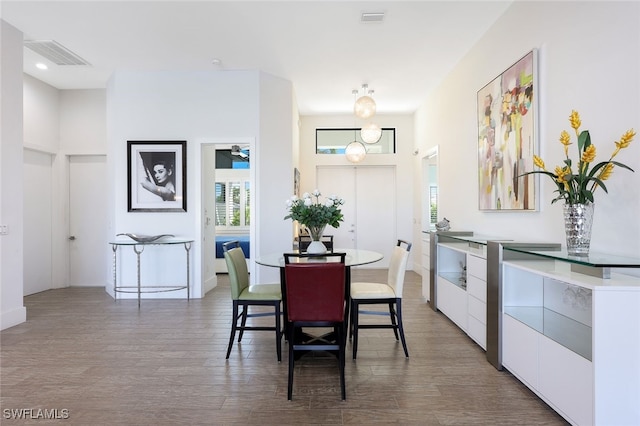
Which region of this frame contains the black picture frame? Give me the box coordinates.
[127,140,187,212]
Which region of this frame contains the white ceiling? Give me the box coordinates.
[1,1,512,115]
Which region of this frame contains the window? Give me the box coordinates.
[430,185,438,227]
[215,180,250,228]
[316,128,396,154]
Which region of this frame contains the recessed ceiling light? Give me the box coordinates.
[361,12,385,23]
[36,63,48,70]
[211,58,221,66]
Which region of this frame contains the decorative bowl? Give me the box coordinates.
[116,233,174,243]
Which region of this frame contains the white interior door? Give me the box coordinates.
[316,166,356,249]
[69,155,108,287]
[23,149,53,295]
[317,166,396,267]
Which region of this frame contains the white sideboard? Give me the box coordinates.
[431,232,500,350]
[491,244,640,426]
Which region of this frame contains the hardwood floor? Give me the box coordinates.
[1,269,568,425]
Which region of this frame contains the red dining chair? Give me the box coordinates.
[349,239,412,359]
[283,252,347,400]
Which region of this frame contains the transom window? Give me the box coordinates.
[316,128,396,154]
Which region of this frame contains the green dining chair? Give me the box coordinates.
[223,240,283,362]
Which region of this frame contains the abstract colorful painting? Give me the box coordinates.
[478,50,537,211]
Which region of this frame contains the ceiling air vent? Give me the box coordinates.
[361,12,385,23]
[24,40,91,66]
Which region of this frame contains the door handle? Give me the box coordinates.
[69,236,76,241]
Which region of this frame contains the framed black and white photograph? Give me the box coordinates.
[127,140,187,212]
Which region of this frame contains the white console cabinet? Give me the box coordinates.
[496,247,640,426]
[433,233,500,350]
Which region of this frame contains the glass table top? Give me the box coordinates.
[255,248,383,268]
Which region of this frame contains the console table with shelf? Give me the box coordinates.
[109,237,194,308]
[429,231,506,350]
[487,242,640,426]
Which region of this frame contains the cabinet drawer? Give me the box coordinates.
[503,314,539,389]
[466,275,486,302]
[468,295,486,324]
[436,276,467,331]
[467,254,486,280]
[467,315,486,349]
[539,335,593,426]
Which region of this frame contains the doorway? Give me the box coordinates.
[69,155,108,287]
[422,146,439,230]
[23,149,53,295]
[201,140,254,293]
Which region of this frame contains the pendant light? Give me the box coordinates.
[345,123,366,163]
[360,122,382,144]
[353,84,376,119]
[345,141,367,163]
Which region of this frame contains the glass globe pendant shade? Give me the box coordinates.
[353,95,376,119]
[360,123,382,144]
[345,141,367,163]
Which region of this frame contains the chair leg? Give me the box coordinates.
[275,302,282,362]
[348,301,354,340]
[338,324,346,400]
[287,324,296,400]
[389,302,400,340]
[396,299,409,357]
[352,300,360,360]
[226,301,239,359]
[238,305,248,342]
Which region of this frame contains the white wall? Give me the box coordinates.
[60,89,107,154]
[254,72,296,283]
[23,74,59,152]
[414,1,640,262]
[107,70,294,296]
[0,20,26,330]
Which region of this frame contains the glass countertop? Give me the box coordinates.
[503,246,640,269]
[437,232,509,246]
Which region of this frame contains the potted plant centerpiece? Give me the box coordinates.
[285,190,344,254]
[519,110,635,255]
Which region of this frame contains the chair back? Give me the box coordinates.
[283,253,346,322]
[223,240,249,300]
[297,234,334,252]
[387,240,412,297]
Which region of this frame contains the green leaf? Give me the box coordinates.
[578,130,590,151]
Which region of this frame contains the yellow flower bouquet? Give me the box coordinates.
[520,110,635,204]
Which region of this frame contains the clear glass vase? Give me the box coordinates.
[563,203,594,256]
[306,224,327,254]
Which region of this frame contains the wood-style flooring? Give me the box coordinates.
[1,269,568,425]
